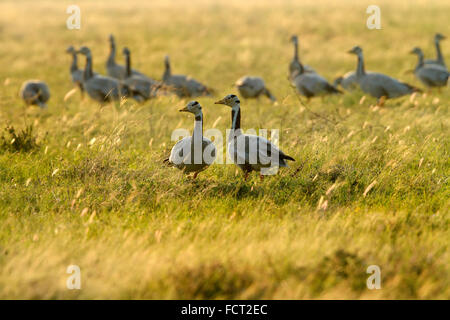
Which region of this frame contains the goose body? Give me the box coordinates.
[289,35,315,80]
[78,46,129,103]
[19,80,50,108]
[424,33,447,68]
[411,47,449,89]
[293,72,342,99]
[162,55,213,97]
[235,76,276,102]
[168,101,216,178]
[122,47,161,102]
[106,35,147,80]
[348,46,419,103]
[215,94,294,179]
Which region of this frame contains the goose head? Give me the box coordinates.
[410,47,423,56]
[214,94,241,108]
[435,33,446,42]
[179,101,202,116]
[290,35,298,45]
[122,47,130,56]
[77,46,92,57]
[109,34,115,44]
[66,46,76,54]
[348,46,363,55]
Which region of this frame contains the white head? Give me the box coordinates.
[179,101,202,117]
[214,94,241,108]
[77,46,91,57]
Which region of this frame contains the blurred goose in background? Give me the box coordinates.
[292,61,341,100]
[333,71,358,91]
[78,46,129,103]
[162,55,213,97]
[19,80,50,108]
[424,33,447,69]
[215,94,295,180]
[122,47,161,102]
[166,101,216,179]
[348,46,419,105]
[235,76,276,102]
[411,47,449,90]
[66,46,85,96]
[106,34,146,80]
[289,35,315,80]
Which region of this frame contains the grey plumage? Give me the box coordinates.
[77,46,129,103]
[235,76,276,102]
[167,101,216,178]
[162,55,213,97]
[19,80,50,108]
[215,94,294,179]
[411,47,449,89]
[106,35,147,80]
[289,35,315,80]
[122,47,161,102]
[348,46,419,103]
[424,33,447,69]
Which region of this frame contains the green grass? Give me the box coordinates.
[0,0,448,299]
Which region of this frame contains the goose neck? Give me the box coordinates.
[356,52,366,78]
[84,54,94,80]
[108,42,116,66]
[125,53,131,77]
[435,39,444,64]
[230,105,242,138]
[70,53,78,72]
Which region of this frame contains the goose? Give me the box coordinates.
[410,47,449,90]
[77,46,129,103]
[122,47,161,102]
[106,35,147,80]
[289,35,315,80]
[348,46,420,105]
[66,46,85,95]
[167,101,216,179]
[19,80,50,108]
[214,94,295,180]
[333,71,359,91]
[162,55,213,97]
[235,76,276,102]
[424,33,447,69]
[292,62,342,100]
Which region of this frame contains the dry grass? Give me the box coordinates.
[0,0,448,299]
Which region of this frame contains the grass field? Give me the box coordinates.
[0,0,448,299]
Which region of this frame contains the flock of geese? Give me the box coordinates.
[17,33,448,179]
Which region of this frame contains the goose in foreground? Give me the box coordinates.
[162,55,213,97]
[106,35,147,80]
[289,35,315,80]
[348,46,420,105]
[19,80,50,108]
[77,46,129,103]
[333,71,358,91]
[215,94,295,180]
[167,101,216,179]
[424,33,447,69]
[235,76,276,102]
[410,47,449,90]
[292,62,342,100]
[122,47,161,102]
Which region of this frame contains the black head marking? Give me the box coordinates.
[236,100,240,104]
[192,101,199,105]
[230,95,236,98]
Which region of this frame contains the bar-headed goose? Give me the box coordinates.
[77,46,129,103]
[162,55,213,97]
[292,63,342,100]
[348,46,420,105]
[235,76,276,102]
[106,35,147,80]
[289,35,315,80]
[122,47,161,102]
[19,80,50,108]
[167,101,216,179]
[215,94,295,180]
[411,47,449,90]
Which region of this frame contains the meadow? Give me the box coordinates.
[0,0,448,299]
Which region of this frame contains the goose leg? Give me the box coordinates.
[193,172,199,179]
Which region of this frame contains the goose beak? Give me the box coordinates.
[179,106,189,112]
[347,49,354,54]
[214,99,225,105]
